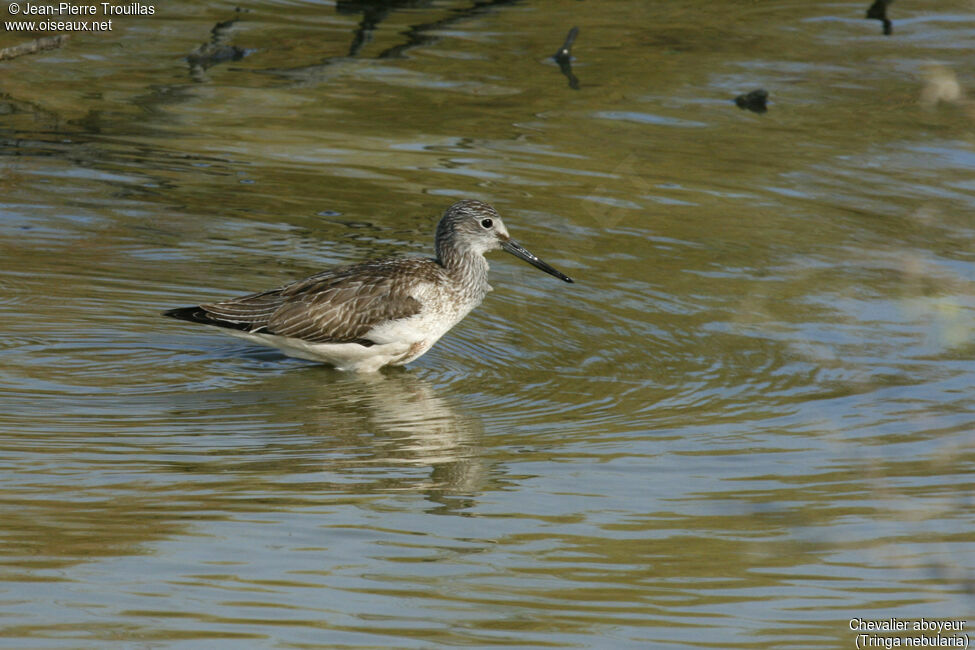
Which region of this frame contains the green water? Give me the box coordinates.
[0,1,972,647]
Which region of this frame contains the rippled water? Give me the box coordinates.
[1,1,973,647]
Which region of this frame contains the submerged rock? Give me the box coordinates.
[735,89,768,114]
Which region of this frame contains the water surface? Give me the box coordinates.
[1,1,972,647]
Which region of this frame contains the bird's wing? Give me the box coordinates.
[198,259,428,344]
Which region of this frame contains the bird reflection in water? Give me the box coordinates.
[297,370,489,511]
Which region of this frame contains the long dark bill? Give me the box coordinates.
[501,239,574,283]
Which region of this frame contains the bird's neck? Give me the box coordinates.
[437,245,490,293]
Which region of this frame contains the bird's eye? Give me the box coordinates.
[480,218,493,229]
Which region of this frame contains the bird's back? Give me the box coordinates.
[165,256,444,346]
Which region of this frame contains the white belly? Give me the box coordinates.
[221,295,481,372]
[223,330,411,372]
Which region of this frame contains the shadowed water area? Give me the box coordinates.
[1,1,973,648]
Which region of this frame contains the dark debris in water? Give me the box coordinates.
[336,0,436,58]
[337,0,521,61]
[553,26,580,90]
[0,34,69,62]
[735,89,768,114]
[187,8,252,79]
[866,0,893,35]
